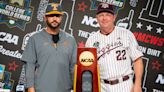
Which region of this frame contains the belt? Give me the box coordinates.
[103,75,130,85]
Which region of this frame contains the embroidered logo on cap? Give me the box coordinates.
[101,3,109,8]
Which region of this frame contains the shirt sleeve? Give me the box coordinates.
[25,63,35,88]
[21,36,37,88]
[69,38,77,86]
[21,36,37,63]
[128,31,143,61]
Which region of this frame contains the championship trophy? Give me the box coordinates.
[74,48,100,92]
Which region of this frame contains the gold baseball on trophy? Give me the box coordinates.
[79,51,94,66]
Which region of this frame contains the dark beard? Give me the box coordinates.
[46,20,60,30]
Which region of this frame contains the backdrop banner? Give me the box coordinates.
[0,0,163,91]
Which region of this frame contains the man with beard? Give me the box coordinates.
[21,3,77,92]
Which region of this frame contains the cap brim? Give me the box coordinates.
[97,10,114,15]
[46,11,63,15]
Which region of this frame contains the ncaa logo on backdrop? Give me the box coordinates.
[0,0,34,31]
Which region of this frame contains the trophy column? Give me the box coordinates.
[74,48,100,92]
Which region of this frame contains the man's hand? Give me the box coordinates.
[131,84,142,92]
[28,87,35,92]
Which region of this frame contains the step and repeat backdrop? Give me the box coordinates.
[0,0,163,92]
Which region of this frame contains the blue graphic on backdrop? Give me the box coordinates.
[0,0,34,31]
